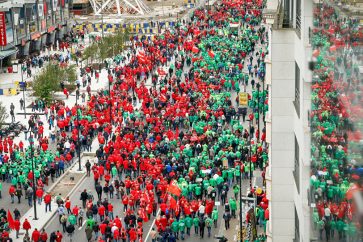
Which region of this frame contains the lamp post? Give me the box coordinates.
[256,83,260,143]
[239,159,243,242]
[21,63,26,119]
[29,130,38,220]
[248,119,252,189]
[76,94,81,171]
[109,79,112,125]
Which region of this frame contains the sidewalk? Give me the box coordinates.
[9,154,91,241]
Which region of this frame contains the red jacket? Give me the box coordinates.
[14,220,20,231]
[32,229,40,242]
[44,194,52,204]
[36,189,44,198]
[40,232,48,242]
[22,219,31,230]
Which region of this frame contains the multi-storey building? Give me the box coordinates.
[264,0,362,241]
[0,0,72,65]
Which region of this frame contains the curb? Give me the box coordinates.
[45,153,85,193]
[40,171,88,231]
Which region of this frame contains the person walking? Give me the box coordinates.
[44,193,52,212]
[223,211,231,230]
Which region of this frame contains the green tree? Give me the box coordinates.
[81,28,129,64]
[32,63,77,102]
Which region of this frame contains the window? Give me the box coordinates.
[296,0,301,37]
[294,62,300,117]
[294,207,300,242]
[293,135,300,193]
[282,0,293,28]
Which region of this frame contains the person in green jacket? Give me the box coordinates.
[179,216,186,240]
[193,216,200,234]
[212,208,218,228]
[68,214,77,225]
[185,216,193,235]
[86,216,95,229]
[233,184,240,200]
[229,198,237,218]
[171,220,179,239]
[205,216,213,237]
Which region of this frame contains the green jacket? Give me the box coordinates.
[185,216,193,228]
[193,217,200,227]
[212,209,218,221]
[171,221,179,232]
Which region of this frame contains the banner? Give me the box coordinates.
[0,12,7,46]
[239,92,248,106]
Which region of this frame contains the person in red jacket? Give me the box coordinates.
[129,227,137,242]
[98,205,105,221]
[36,188,44,205]
[40,229,48,242]
[22,218,31,235]
[44,193,52,212]
[9,185,15,203]
[14,219,20,238]
[64,197,71,214]
[32,228,40,242]
[56,230,63,242]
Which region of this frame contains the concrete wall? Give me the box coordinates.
[267,29,296,242]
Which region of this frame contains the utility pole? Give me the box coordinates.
[249,119,252,189]
[21,63,26,118]
[239,160,243,242]
[76,95,81,171]
[29,131,38,220]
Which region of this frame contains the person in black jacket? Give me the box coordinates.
[80,189,88,208]
[95,183,102,200]
[199,217,205,239]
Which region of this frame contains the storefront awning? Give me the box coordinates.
[0,48,18,60]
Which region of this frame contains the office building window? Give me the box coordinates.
[294,62,300,117]
[294,207,300,242]
[283,0,293,28]
[296,0,301,37]
[294,135,300,193]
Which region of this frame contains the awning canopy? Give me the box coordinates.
[72,0,89,4]
[0,48,18,60]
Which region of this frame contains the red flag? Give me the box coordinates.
[170,196,177,209]
[7,210,15,230]
[192,46,199,53]
[208,50,215,58]
[167,181,181,197]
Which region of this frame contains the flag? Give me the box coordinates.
[170,196,177,209]
[192,46,199,53]
[208,50,215,58]
[7,210,15,230]
[167,181,181,197]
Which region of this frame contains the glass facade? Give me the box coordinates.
[310,0,362,241]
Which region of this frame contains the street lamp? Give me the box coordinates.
[256,83,260,143]
[29,130,38,220]
[239,159,243,242]
[21,63,26,119]
[76,94,82,171]
[109,78,112,125]
[248,119,252,189]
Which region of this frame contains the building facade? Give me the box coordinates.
[264,0,313,241]
[0,0,73,66]
[264,0,362,241]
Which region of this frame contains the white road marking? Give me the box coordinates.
[78,220,87,230]
[144,209,160,242]
[234,235,237,241]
